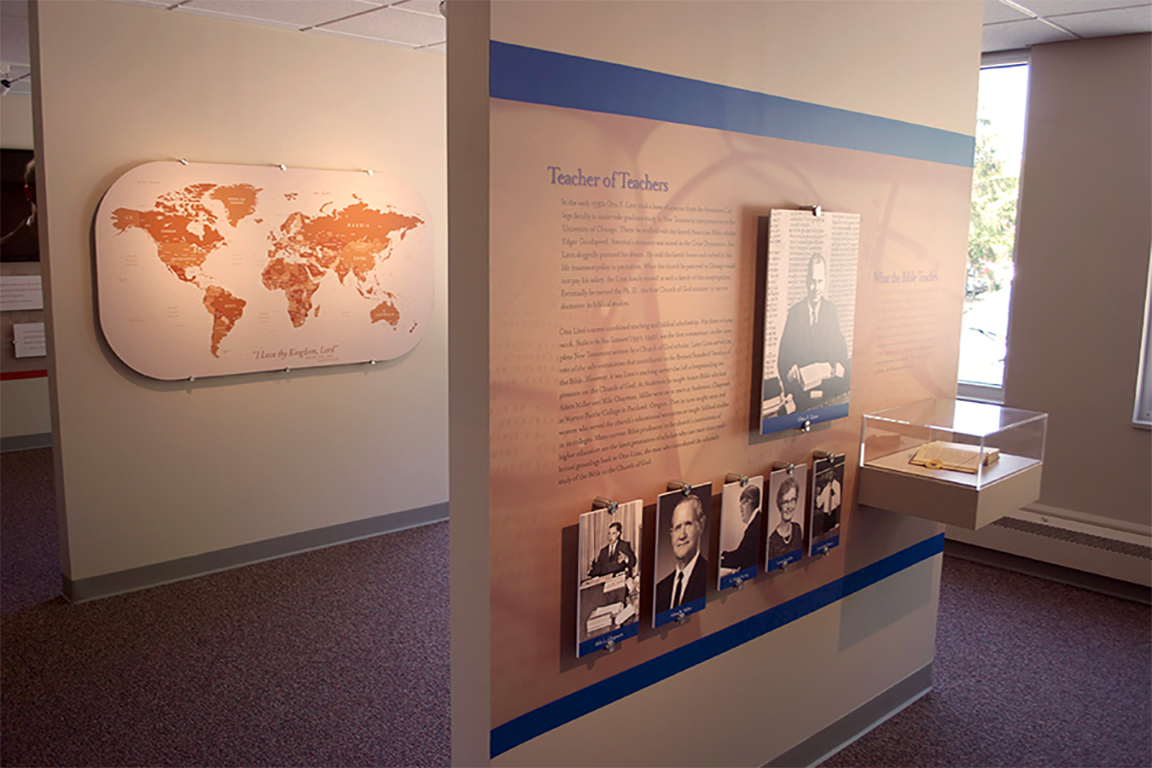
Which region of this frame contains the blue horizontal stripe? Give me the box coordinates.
[490,533,945,758]
[490,42,974,168]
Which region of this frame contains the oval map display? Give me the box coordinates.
[95,161,432,380]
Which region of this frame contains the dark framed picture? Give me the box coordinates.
[1,149,37,262]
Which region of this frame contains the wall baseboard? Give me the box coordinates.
[63,501,448,603]
[944,540,1151,605]
[1,433,52,453]
[767,663,933,768]
[946,506,1151,588]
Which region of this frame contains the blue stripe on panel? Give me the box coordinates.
[489,41,974,168]
[490,533,945,758]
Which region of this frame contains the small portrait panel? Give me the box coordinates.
[577,499,643,657]
[653,483,712,628]
[765,463,807,572]
[718,475,764,590]
[809,453,845,557]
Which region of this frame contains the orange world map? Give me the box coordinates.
[110,184,425,357]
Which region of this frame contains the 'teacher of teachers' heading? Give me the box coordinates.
[548,166,670,192]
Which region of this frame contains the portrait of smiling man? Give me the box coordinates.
[653,486,711,627]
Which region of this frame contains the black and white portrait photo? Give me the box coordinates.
[653,484,711,628]
[759,210,859,434]
[577,499,642,657]
[766,463,807,572]
[718,476,764,590]
[809,453,845,557]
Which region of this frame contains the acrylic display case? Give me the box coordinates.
[857,398,1046,530]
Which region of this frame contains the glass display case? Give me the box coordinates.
[858,399,1046,529]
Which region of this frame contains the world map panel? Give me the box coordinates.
[94,161,432,380]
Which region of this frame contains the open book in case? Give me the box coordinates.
[858,398,1047,530]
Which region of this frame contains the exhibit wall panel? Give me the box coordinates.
[463,1,982,762]
[1004,34,1152,529]
[494,552,942,768]
[0,94,50,443]
[32,0,448,580]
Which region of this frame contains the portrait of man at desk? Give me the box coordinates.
[577,501,643,656]
[653,486,711,628]
[777,253,851,414]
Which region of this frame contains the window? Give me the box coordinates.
[957,53,1029,403]
[1135,248,1152,428]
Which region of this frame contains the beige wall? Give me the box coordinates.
[1004,34,1151,528]
[32,0,448,580]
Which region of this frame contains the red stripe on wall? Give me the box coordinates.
[0,370,49,381]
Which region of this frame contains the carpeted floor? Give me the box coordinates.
[821,555,1152,768]
[3,447,1150,767]
[1,448,450,767]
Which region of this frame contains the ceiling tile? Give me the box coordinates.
[111,0,177,8]
[983,18,1079,50]
[0,12,28,66]
[1013,0,1149,15]
[1,62,31,95]
[178,0,384,30]
[1048,4,1152,36]
[393,0,444,16]
[315,6,444,46]
[0,0,28,19]
[985,0,1032,24]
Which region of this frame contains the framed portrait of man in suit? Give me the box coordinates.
[577,499,642,657]
[652,483,711,629]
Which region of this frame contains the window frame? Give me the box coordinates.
[958,49,1030,405]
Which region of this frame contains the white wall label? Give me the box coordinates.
[0,275,43,311]
[13,321,46,357]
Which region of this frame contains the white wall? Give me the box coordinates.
[1004,34,1151,529]
[32,0,448,581]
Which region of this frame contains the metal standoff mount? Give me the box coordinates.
[674,610,689,625]
[188,375,196,382]
[780,561,791,572]
[592,496,619,515]
[798,419,812,433]
[364,168,374,176]
[667,481,692,496]
[178,158,189,166]
[821,547,832,557]
[734,575,747,590]
[773,461,796,475]
[801,204,822,217]
[814,450,836,460]
[725,473,749,487]
[284,367,291,373]
[603,637,618,654]
[277,163,287,171]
